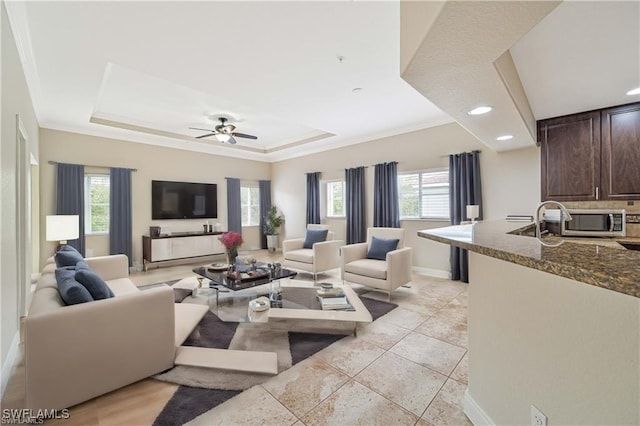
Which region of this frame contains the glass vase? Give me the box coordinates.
[227,247,238,266]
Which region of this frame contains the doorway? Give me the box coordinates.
[16,115,33,316]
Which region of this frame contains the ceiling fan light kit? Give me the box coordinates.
[215,133,231,143]
[189,117,258,145]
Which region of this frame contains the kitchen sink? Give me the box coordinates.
[619,242,640,251]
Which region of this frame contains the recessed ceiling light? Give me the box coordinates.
[352,87,363,93]
[626,87,640,96]
[496,135,513,141]
[468,106,492,116]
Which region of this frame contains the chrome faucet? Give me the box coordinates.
[535,200,573,240]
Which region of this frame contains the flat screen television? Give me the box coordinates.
[152,180,217,220]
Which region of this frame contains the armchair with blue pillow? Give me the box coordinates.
[341,227,412,300]
[282,224,344,280]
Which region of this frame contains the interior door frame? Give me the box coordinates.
[16,115,31,316]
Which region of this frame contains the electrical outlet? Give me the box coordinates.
[531,405,547,426]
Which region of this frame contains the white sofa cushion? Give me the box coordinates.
[35,271,59,292]
[284,248,314,264]
[28,287,65,316]
[344,259,387,280]
[42,262,56,275]
[174,303,209,346]
[106,278,140,296]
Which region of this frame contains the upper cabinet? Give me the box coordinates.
[601,103,640,200]
[539,102,640,201]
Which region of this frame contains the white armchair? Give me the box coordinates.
[341,227,412,300]
[282,225,344,280]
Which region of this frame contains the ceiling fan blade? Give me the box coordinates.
[195,133,216,139]
[231,132,258,140]
[227,136,238,145]
[189,127,215,132]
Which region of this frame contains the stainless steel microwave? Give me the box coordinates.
[545,209,626,237]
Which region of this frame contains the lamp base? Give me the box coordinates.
[54,240,70,252]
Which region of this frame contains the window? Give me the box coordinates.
[84,174,110,234]
[327,180,345,217]
[241,184,260,226]
[398,169,450,220]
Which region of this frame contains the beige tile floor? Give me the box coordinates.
[2,250,471,425]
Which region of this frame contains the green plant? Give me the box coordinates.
[264,206,284,235]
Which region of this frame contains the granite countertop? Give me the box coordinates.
[418,220,640,298]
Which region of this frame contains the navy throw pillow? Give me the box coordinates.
[303,229,329,249]
[75,261,114,300]
[55,267,94,305]
[54,245,84,267]
[367,236,400,261]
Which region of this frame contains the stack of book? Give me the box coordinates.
[316,287,345,298]
[506,215,534,222]
[319,296,351,310]
[316,286,350,310]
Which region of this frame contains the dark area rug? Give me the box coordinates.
[154,295,397,426]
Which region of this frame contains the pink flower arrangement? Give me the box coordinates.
[219,231,243,250]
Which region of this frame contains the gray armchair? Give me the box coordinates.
[282,225,343,280]
[341,227,412,300]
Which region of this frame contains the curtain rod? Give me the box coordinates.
[439,150,481,158]
[48,160,137,172]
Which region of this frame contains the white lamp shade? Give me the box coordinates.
[46,215,79,242]
[466,205,480,220]
[215,133,231,143]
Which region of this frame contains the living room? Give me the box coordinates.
[2,1,639,425]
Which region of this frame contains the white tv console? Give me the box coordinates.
[142,232,225,271]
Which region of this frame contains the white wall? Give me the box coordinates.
[39,129,271,267]
[1,0,40,380]
[272,122,540,274]
[469,253,639,425]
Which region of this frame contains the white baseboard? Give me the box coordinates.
[412,266,451,280]
[463,389,495,426]
[1,332,20,399]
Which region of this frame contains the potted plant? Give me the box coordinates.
[264,206,284,252]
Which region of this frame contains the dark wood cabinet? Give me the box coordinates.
[539,111,600,201]
[539,102,640,201]
[601,103,640,200]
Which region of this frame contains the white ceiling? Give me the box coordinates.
[7,0,452,162]
[6,1,640,161]
[510,0,640,121]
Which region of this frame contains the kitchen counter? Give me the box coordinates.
[418,220,640,298]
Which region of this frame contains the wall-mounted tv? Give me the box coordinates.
[152,180,217,220]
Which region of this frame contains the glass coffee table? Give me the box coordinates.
[210,279,373,336]
[192,263,297,291]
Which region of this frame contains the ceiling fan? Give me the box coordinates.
[189,117,258,145]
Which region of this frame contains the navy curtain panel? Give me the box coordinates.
[109,168,133,266]
[258,180,272,249]
[226,177,242,234]
[373,161,400,228]
[56,163,85,255]
[345,166,366,244]
[449,150,483,283]
[306,172,321,225]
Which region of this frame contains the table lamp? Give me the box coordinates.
[466,205,480,224]
[46,215,79,247]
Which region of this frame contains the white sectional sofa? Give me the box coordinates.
[25,254,208,410]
